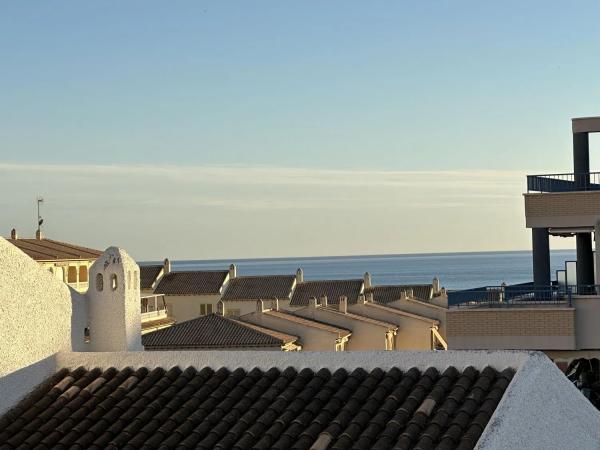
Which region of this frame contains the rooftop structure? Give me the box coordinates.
[154,270,229,296]
[142,313,300,351]
[290,279,364,307]
[448,117,600,387]
[221,274,296,301]
[6,228,102,292]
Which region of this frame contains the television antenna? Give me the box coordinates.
[37,196,44,233]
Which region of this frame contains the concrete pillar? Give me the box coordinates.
[532,228,550,287]
[573,132,590,189]
[576,233,595,290]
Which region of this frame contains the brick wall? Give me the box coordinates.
[525,192,600,217]
[447,308,575,337]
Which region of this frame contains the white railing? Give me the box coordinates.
[141,294,168,321]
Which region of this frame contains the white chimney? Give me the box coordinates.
[364,272,372,289]
[163,258,171,274]
[339,296,348,314]
[319,295,328,308]
[433,277,440,295]
[86,247,142,351]
[400,290,408,301]
[35,229,43,240]
[366,292,374,303]
[309,296,319,308]
[296,268,304,283]
[229,264,237,279]
[10,228,17,239]
[256,299,264,313]
[272,298,279,311]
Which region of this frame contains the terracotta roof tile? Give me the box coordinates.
[261,310,352,337]
[0,365,515,449]
[142,314,295,349]
[366,284,434,303]
[139,265,163,290]
[290,279,364,307]
[221,275,296,301]
[7,238,102,261]
[154,270,228,295]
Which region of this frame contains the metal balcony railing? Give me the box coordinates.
[527,172,600,193]
[448,283,600,308]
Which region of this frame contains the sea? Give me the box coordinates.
[144,250,577,291]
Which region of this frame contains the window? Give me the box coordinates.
[225,308,240,318]
[200,304,213,316]
[84,327,91,343]
[79,266,88,283]
[67,266,77,283]
[110,274,118,291]
[96,273,104,292]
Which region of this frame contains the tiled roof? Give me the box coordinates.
[7,238,102,261]
[363,301,440,324]
[154,270,228,295]
[221,275,296,301]
[228,319,298,346]
[140,317,176,332]
[366,284,434,303]
[0,364,515,449]
[142,314,294,349]
[290,279,364,307]
[139,265,163,290]
[321,307,398,329]
[261,310,352,337]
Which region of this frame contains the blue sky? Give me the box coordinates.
[1,2,599,258]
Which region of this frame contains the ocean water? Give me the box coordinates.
[146,250,577,291]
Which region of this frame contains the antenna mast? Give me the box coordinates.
[37,196,44,233]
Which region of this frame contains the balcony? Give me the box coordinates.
[527,172,600,193]
[141,294,168,321]
[525,172,600,228]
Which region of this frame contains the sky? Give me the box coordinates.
[2,1,600,260]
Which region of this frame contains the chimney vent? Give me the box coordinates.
[35,229,43,240]
[256,299,264,313]
[229,264,237,279]
[309,296,319,308]
[163,258,171,274]
[364,272,372,289]
[433,277,440,295]
[319,295,328,308]
[10,228,17,239]
[272,298,279,311]
[296,268,304,283]
[339,296,348,314]
[366,292,374,303]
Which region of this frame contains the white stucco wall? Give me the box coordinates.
[87,247,142,352]
[294,306,391,351]
[241,311,342,351]
[349,303,435,350]
[0,237,74,376]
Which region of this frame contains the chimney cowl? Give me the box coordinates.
[319,295,328,308]
[364,272,372,289]
[229,264,237,279]
[338,296,348,314]
[366,292,374,303]
[309,296,319,308]
[163,258,171,274]
[10,228,17,239]
[35,229,43,240]
[296,268,303,283]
